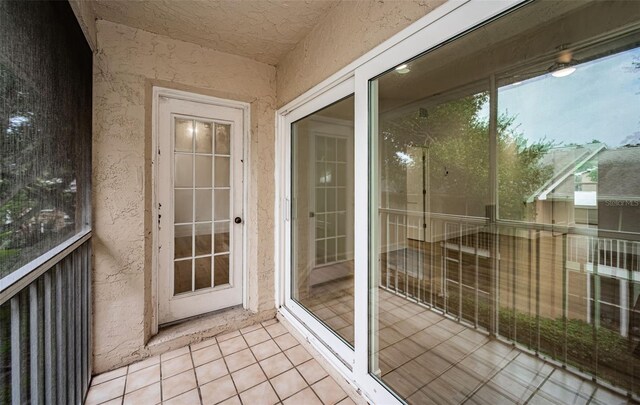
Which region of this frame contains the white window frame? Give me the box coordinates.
[275,1,524,403]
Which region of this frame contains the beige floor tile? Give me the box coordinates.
[284,345,313,366]
[191,337,217,352]
[243,328,271,346]
[99,397,123,405]
[162,353,194,379]
[239,381,280,405]
[259,352,294,379]
[296,359,328,385]
[270,368,308,400]
[126,364,160,393]
[92,365,128,386]
[251,339,281,361]
[85,376,126,405]
[265,322,287,338]
[219,336,248,356]
[274,333,298,351]
[123,381,161,405]
[337,397,357,405]
[162,369,197,400]
[161,346,190,362]
[240,323,263,334]
[217,330,241,343]
[224,348,256,372]
[231,363,267,393]
[163,388,201,405]
[196,358,229,385]
[200,375,237,405]
[128,355,161,374]
[217,395,241,405]
[282,387,323,405]
[312,376,347,405]
[192,344,223,367]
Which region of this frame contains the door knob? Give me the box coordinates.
[234,217,242,224]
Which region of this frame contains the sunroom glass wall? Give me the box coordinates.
[291,95,355,346]
[369,1,640,403]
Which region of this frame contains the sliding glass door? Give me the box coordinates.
[280,1,640,404]
[368,1,640,403]
[285,84,356,365]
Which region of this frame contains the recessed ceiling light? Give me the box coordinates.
[395,64,410,74]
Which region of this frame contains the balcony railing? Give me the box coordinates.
[0,231,92,405]
[379,208,640,398]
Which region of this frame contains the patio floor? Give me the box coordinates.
[85,319,358,405]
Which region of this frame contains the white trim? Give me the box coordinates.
[275,0,526,403]
[152,86,250,334]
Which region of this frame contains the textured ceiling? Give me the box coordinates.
[91,0,339,65]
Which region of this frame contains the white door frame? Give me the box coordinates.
[275,1,524,403]
[151,87,250,334]
[282,78,356,369]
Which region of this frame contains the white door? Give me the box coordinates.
[157,95,244,324]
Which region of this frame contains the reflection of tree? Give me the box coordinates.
[0,63,77,276]
[380,92,553,220]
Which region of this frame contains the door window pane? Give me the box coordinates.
[369,1,640,402]
[174,260,192,294]
[215,124,231,155]
[175,154,193,188]
[194,222,211,256]
[214,189,230,220]
[214,254,230,286]
[215,157,230,187]
[195,190,212,222]
[195,121,213,153]
[194,256,212,290]
[291,95,355,347]
[195,156,212,188]
[174,224,192,259]
[175,119,194,152]
[174,190,193,223]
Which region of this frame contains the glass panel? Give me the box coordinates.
[195,121,213,153]
[291,95,355,347]
[215,157,230,187]
[174,260,192,294]
[195,190,212,222]
[0,0,92,279]
[175,154,193,188]
[174,190,193,223]
[175,119,193,152]
[369,1,640,402]
[214,189,230,220]
[194,223,211,256]
[195,155,212,188]
[214,221,230,253]
[194,256,212,290]
[315,188,326,213]
[174,224,192,259]
[214,254,229,286]
[215,123,231,155]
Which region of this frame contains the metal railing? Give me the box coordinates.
[0,231,92,405]
[378,208,640,397]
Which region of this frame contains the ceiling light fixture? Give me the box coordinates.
[550,62,576,78]
[550,46,576,78]
[395,64,410,74]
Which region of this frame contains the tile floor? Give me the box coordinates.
[86,319,357,405]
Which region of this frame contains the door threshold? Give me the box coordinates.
[146,307,276,357]
[159,305,243,329]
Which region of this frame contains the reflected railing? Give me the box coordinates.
[379,208,640,398]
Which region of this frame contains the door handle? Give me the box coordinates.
[234,217,242,224]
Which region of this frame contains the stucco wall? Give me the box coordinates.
[68,0,97,50]
[276,0,445,107]
[93,19,276,373]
